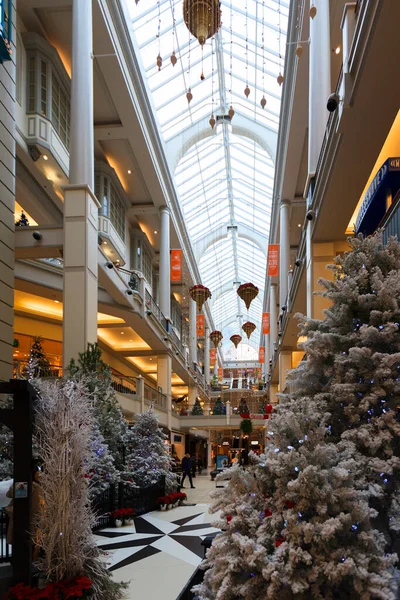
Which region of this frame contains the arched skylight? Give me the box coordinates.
[130,0,288,360]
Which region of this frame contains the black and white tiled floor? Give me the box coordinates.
[95,476,220,599]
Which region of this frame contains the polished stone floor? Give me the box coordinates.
[95,473,219,600]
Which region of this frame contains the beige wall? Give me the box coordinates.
[0,6,17,380]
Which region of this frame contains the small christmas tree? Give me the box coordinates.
[0,427,13,480]
[15,210,29,226]
[212,397,225,415]
[123,408,175,492]
[238,398,250,416]
[26,336,50,378]
[68,343,131,472]
[191,398,204,415]
[86,424,119,499]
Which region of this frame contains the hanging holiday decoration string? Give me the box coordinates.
[229,0,234,119]
[277,0,284,85]
[170,0,177,66]
[210,36,215,129]
[261,0,267,109]
[244,0,250,98]
[156,0,162,71]
[186,15,192,103]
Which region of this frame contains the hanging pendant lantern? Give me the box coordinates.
[260,96,267,109]
[237,283,259,310]
[244,85,250,98]
[210,330,223,348]
[242,321,256,339]
[277,73,284,86]
[310,4,317,19]
[183,0,222,46]
[209,114,216,129]
[170,51,177,66]
[189,284,212,312]
[228,105,235,120]
[200,71,205,81]
[230,334,242,349]
[186,88,193,103]
[156,54,162,71]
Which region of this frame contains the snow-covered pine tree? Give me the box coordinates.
[123,408,175,492]
[191,398,204,415]
[197,233,400,599]
[213,397,225,415]
[86,424,119,499]
[68,343,131,471]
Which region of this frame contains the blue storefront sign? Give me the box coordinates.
[356,157,400,236]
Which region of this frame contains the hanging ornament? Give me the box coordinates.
[310,4,317,19]
[296,44,303,57]
[277,73,284,86]
[186,88,193,103]
[170,51,177,66]
[156,54,162,71]
[209,114,216,129]
[244,85,250,98]
[200,71,205,81]
[265,403,273,415]
[275,536,285,547]
[210,330,223,348]
[228,105,235,120]
[189,284,212,312]
[237,283,259,310]
[260,96,267,109]
[264,508,272,518]
[230,335,242,349]
[242,321,256,339]
[183,0,222,46]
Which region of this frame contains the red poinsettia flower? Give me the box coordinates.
[275,536,285,547]
[226,515,232,523]
[264,508,272,518]
[286,501,295,509]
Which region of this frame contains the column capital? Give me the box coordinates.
[280,199,291,208]
[159,205,171,216]
[270,282,278,289]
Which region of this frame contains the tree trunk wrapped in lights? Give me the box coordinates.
[242,321,256,339]
[183,0,222,46]
[210,330,223,348]
[189,284,212,313]
[237,282,259,310]
[230,334,242,348]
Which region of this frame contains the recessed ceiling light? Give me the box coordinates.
[103,241,107,244]
[127,169,132,174]
[54,300,60,303]
[298,223,301,227]
[43,155,49,161]
[120,332,125,335]
[335,46,341,54]
[154,230,158,234]
[149,358,153,361]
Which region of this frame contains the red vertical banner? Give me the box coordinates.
[262,312,270,334]
[218,367,223,380]
[210,348,217,365]
[170,249,182,282]
[259,347,265,363]
[268,244,279,277]
[196,314,205,337]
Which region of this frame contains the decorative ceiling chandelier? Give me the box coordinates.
[230,334,242,349]
[210,330,223,348]
[237,283,259,310]
[183,0,222,47]
[189,284,212,312]
[242,321,256,339]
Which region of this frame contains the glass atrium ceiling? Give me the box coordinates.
[130,0,288,359]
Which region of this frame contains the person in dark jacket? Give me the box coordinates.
[181,453,195,489]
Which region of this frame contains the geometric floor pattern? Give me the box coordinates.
[95,505,221,572]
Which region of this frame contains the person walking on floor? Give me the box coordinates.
[180,453,195,489]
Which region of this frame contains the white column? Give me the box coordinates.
[341,3,356,76]
[226,401,231,425]
[306,222,313,318]
[269,284,277,361]
[157,355,172,430]
[63,0,98,369]
[207,439,213,470]
[69,0,94,188]
[188,386,197,411]
[279,200,291,310]
[136,375,145,413]
[270,383,278,404]
[308,0,331,177]
[214,361,218,376]
[279,350,292,393]
[189,298,197,364]
[264,333,270,379]
[204,325,210,384]
[159,207,171,321]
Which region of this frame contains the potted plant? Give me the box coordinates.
[210,374,219,390]
[111,508,125,526]
[123,507,135,525]
[156,496,171,511]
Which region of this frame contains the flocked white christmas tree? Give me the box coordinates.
[123,408,175,492]
[86,424,119,499]
[196,233,400,599]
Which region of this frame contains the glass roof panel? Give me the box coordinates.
[130,0,288,361]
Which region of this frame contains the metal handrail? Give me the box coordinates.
[143,382,167,410]
[145,290,168,331]
[111,374,137,395]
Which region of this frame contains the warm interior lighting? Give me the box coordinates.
[43,155,48,161]
[334,46,341,55]
[298,223,301,227]
[54,300,59,304]
[347,109,400,233]
[127,169,132,174]
[154,230,158,234]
